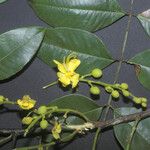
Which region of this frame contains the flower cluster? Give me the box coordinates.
[43,54,148,108]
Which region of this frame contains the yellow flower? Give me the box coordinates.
[52,122,62,140]
[53,54,81,88]
[17,95,36,110]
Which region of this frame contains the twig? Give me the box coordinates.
[92,0,135,149]
[0,109,150,136]
[0,129,24,135]
[94,109,150,129]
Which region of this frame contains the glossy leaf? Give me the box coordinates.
[43,94,102,142]
[0,27,45,80]
[0,0,7,3]
[38,27,113,75]
[129,49,150,90]
[137,9,150,37]
[28,0,125,32]
[49,94,103,124]
[114,107,150,150]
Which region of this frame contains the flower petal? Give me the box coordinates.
[71,74,80,88]
[53,60,66,73]
[58,74,71,87]
[67,59,81,72]
[52,131,60,140]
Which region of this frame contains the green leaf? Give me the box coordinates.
[137,9,150,37]
[0,0,7,3]
[129,49,150,90]
[0,27,45,80]
[49,94,103,123]
[38,27,113,74]
[43,94,103,143]
[114,107,150,150]
[28,0,125,32]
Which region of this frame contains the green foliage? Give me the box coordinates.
[114,107,150,150]
[38,27,113,74]
[129,49,150,90]
[137,9,150,37]
[0,1,150,150]
[0,27,45,80]
[44,94,103,143]
[0,0,7,4]
[49,94,103,124]
[28,0,125,32]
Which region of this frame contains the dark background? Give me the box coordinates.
[0,0,150,149]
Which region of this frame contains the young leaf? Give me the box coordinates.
[137,9,150,37]
[0,27,45,80]
[28,0,125,32]
[38,27,114,75]
[114,107,150,150]
[129,49,150,90]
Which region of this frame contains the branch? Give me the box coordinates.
[0,109,150,136]
[94,109,150,129]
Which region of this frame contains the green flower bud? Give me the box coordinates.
[141,98,147,103]
[111,90,119,98]
[0,95,5,104]
[122,90,130,97]
[91,68,102,78]
[133,97,141,104]
[22,117,33,125]
[141,102,147,108]
[32,114,38,119]
[38,106,47,115]
[105,86,113,93]
[40,120,48,129]
[114,84,120,88]
[120,83,128,90]
[90,86,100,95]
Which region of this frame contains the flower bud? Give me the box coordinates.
[38,106,47,115]
[0,95,5,104]
[141,102,147,108]
[91,68,102,78]
[22,117,33,125]
[122,90,130,97]
[133,97,141,104]
[111,90,119,98]
[114,84,120,88]
[105,86,113,93]
[141,98,147,103]
[40,120,48,129]
[90,86,100,95]
[120,83,128,90]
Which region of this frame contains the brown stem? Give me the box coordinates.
[94,109,150,129]
[0,109,150,136]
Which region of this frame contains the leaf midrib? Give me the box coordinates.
[34,3,124,14]
[127,122,150,145]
